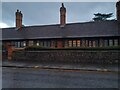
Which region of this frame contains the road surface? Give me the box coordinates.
[2,67,118,88]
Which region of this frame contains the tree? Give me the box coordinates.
[93,13,113,21]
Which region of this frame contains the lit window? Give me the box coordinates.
[23,41,26,47]
[68,40,72,47]
[20,41,26,47]
[77,40,80,47]
[18,42,21,48]
[93,41,96,47]
[36,41,39,46]
[73,40,76,47]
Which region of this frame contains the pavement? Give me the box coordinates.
[1,60,119,72]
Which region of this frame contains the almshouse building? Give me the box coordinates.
[2,2,120,52]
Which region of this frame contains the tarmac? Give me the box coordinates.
[1,60,119,72]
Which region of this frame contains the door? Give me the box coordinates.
[57,39,63,48]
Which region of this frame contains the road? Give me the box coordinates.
[2,67,118,88]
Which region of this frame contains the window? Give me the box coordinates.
[44,41,47,47]
[40,41,44,47]
[89,41,92,47]
[14,41,21,48]
[47,41,51,47]
[29,41,34,46]
[23,41,26,47]
[109,40,113,46]
[20,41,24,47]
[64,40,68,48]
[77,40,80,47]
[15,42,18,48]
[104,40,108,47]
[25,41,28,47]
[114,39,118,46]
[95,40,99,47]
[93,41,96,47]
[99,39,104,47]
[82,40,85,47]
[51,41,55,48]
[20,41,26,47]
[73,40,76,47]
[36,41,40,46]
[68,40,72,47]
[85,40,88,47]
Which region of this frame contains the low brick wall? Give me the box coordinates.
[12,50,120,64]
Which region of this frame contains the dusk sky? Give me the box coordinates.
[1,2,117,28]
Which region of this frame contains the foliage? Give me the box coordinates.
[25,46,50,51]
[93,13,113,21]
[25,45,120,51]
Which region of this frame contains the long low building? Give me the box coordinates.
[2,2,120,50]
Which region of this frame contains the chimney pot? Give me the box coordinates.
[60,3,66,27]
[15,9,23,29]
[17,9,19,12]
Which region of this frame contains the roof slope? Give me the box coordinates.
[2,20,120,40]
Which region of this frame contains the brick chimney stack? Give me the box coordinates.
[60,3,66,27]
[15,9,23,29]
[116,0,120,21]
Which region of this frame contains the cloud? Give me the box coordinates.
[0,22,11,28]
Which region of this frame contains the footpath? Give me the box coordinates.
[2,60,119,72]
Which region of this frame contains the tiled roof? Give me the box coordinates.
[2,20,120,40]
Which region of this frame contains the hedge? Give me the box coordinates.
[24,45,120,51]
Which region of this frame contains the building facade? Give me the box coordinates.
[2,2,120,52]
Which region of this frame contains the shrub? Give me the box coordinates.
[25,45,120,51]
